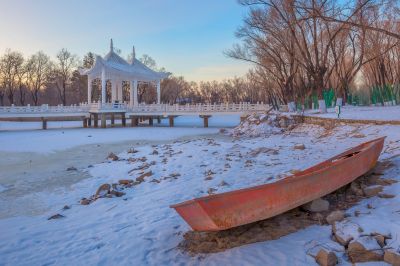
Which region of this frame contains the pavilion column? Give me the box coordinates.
[131,80,138,106]
[101,67,106,104]
[87,76,92,104]
[157,80,161,104]
[118,80,123,102]
[111,80,116,103]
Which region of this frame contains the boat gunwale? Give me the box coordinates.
[170,136,386,209]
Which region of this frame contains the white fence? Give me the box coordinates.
[127,103,268,113]
[0,102,269,116]
[0,104,90,114]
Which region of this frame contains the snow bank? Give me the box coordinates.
[306,105,400,121]
[227,112,295,137]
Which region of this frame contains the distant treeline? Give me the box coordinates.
[0,49,270,106]
[228,0,400,107]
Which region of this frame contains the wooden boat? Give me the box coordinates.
[171,137,385,231]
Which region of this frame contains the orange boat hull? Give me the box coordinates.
[171,137,385,231]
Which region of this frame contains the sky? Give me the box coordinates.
[0,0,252,82]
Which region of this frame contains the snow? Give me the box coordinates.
[305,105,400,121]
[0,113,400,265]
[0,185,6,193]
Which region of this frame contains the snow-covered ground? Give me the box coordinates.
[0,112,399,265]
[305,105,400,121]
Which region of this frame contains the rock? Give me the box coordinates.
[376,178,398,186]
[207,188,217,194]
[311,212,324,222]
[352,133,366,138]
[302,198,330,212]
[205,170,216,176]
[384,249,400,266]
[363,185,383,197]
[136,171,153,183]
[204,175,213,181]
[109,190,125,197]
[95,184,111,197]
[332,221,361,246]
[326,210,345,225]
[374,234,386,248]
[170,173,181,178]
[349,182,364,196]
[66,166,77,171]
[118,179,133,185]
[107,152,119,161]
[62,205,70,210]
[48,213,65,220]
[315,249,338,266]
[80,198,91,205]
[378,193,395,199]
[347,236,384,263]
[294,143,306,150]
[127,148,138,154]
[151,150,159,155]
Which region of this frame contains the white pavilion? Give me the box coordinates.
[80,39,170,106]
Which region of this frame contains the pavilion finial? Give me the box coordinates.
[132,45,136,63]
[110,38,114,52]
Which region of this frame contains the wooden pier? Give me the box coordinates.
[0,103,269,129]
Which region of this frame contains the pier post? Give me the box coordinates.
[83,118,88,128]
[149,117,153,126]
[88,115,92,127]
[93,114,98,128]
[101,114,106,128]
[200,115,211,128]
[131,116,138,127]
[157,117,161,124]
[111,114,115,127]
[122,113,126,127]
[42,118,47,130]
[169,116,174,127]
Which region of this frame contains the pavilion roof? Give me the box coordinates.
[80,39,170,82]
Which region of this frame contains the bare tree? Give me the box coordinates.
[26,51,52,106]
[52,48,78,105]
[0,50,24,105]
